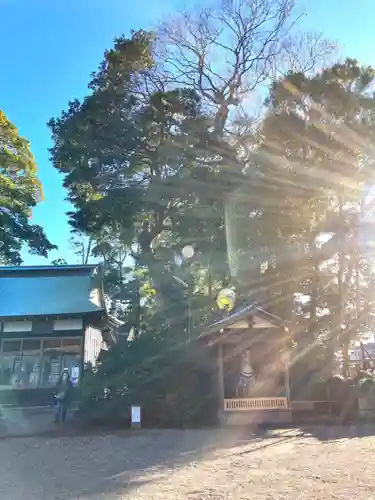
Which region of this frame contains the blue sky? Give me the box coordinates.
[1,0,375,265]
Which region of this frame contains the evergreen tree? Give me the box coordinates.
[0,110,55,264]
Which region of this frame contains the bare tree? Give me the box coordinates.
[69,233,93,264]
[158,0,335,137]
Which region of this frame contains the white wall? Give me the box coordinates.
[2,321,32,332]
[53,319,83,331]
[84,326,104,366]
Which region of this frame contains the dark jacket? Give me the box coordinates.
[55,377,73,403]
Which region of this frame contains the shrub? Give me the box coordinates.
[79,334,219,428]
[357,373,375,397]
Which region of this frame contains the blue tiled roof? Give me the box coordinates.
[0,265,105,318]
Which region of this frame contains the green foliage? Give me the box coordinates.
[0,110,56,264]
[49,27,375,421]
[80,335,218,427]
[357,373,375,396]
[50,258,68,265]
[49,30,232,338]
[231,59,375,365]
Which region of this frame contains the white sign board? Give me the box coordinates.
[131,406,141,424]
[71,366,80,385]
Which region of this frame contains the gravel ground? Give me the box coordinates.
[0,426,374,499]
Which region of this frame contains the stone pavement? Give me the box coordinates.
[0,405,79,438]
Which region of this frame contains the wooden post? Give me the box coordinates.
[217,343,224,410]
[282,349,291,409]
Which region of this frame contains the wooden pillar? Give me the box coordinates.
[285,356,291,409]
[282,349,291,408]
[217,343,224,409]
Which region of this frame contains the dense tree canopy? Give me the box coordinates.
[48,5,375,421]
[49,30,237,334]
[0,110,55,264]
[229,58,375,385]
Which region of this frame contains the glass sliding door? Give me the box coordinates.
[61,338,81,386]
[20,339,42,388]
[41,339,64,387]
[0,337,83,389]
[0,340,22,387]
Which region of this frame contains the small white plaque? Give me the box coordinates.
[71,366,80,385]
[131,406,141,424]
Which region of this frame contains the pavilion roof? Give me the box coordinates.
[201,302,289,340]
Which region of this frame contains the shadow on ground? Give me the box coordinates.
[0,427,286,499]
[300,423,375,442]
[1,423,375,499]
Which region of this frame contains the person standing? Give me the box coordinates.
[54,369,73,424]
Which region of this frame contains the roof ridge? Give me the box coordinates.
[0,262,101,270]
[0,264,99,272]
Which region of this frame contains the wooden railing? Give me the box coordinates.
[224,397,288,411]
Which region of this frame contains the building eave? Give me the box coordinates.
[0,309,106,322]
[200,302,289,341]
[0,264,100,274]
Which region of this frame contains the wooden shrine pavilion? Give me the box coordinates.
[202,302,292,425]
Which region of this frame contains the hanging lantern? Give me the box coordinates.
[181,245,195,259]
[216,288,236,311]
[287,335,297,348]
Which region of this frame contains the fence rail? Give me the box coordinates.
[224,397,289,411]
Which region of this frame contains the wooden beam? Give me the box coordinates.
[217,344,224,410]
